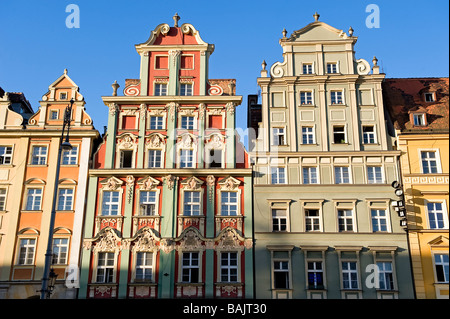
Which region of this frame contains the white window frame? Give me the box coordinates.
[330,90,344,105]
[0,187,7,211]
[332,125,347,144]
[57,187,74,211]
[433,253,449,283]
[272,208,288,232]
[413,113,426,126]
[426,200,449,230]
[271,167,286,184]
[134,251,155,282]
[302,166,319,184]
[220,252,239,283]
[95,252,116,283]
[183,191,202,216]
[52,237,69,265]
[154,83,168,96]
[326,62,339,74]
[59,92,68,100]
[334,166,351,184]
[300,91,314,105]
[30,145,48,165]
[220,191,239,216]
[377,261,394,290]
[337,209,356,232]
[273,260,290,289]
[181,251,200,283]
[25,187,43,211]
[272,127,286,146]
[362,125,377,144]
[367,166,384,184]
[180,116,195,130]
[149,115,165,129]
[49,110,59,120]
[302,62,314,75]
[101,190,121,216]
[61,145,78,165]
[305,209,322,232]
[424,92,435,102]
[179,149,194,168]
[419,149,442,174]
[0,146,13,165]
[301,126,315,144]
[341,261,359,290]
[139,190,158,216]
[147,149,162,168]
[17,238,36,265]
[180,83,193,96]
[371,209,390,232]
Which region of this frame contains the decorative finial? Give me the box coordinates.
[348,26,354,37]
[64,68,68,75]
[262,60,267,71]
[173,13,180,27]
[282,28,287,38]
[313,12,320,21]
[372,56,378,66]
[112,80,120,96]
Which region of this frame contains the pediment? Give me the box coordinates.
[100,176,124,190]
[137,176,161,190]
[288,21,352,42]
[181,176,204,190]
[428,235,449,247]
[217,176,241,190]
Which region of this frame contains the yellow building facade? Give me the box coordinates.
[384,78,449,299]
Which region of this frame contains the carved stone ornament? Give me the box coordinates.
[129,227,160,252]
[92,227,122,253]
[109,103,119,116]
[198,103,206,120]
[215,227,244,251]
[181,176,204,190]
[226,102,236,115]
[218,176,241,191]
[206,134,224,148]
[165,102,178,121]
[208,107,223,115]
[178,134,195,148]
[138,176,160,190]
[126,175,135,203]
[139,103,147,118]
[118,133,137,149]
[160,238,174,254]
[356,59,371,75]
[146,134,164,148]
[101,176,123,191]
[176,228,206,252]
[163,174,178,190]
[206,175,215,187]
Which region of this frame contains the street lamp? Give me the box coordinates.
[39,98,74,299]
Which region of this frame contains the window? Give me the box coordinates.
[367,166,383,184]
[300,91,313,105]
[31,146,47,165]
[183,191,201,216]
[139,191,157,216]
[303,167,318,184]
[273,261,290,289]
[338,209,355,232]
[335,166,350,184]
[371,209,389,232]
[363,126,376,144]
[208,149,222,168]
[427,202,447,229]
[50,110,58,120]
[301,127,315,144]
[330,90,343,104]
[377,262,394,290]
[271,167,286,184]
[180,83,193,96]
[155,83,168,96]
[135,252,153,282]
[421,151,439,174]
[333,126,346,144]
[149,116,164,129]
[61,146,78,165]
[327,63,338,74]
[0,146,12,165]
[180,149,194,168]
[342,262,359,289]
[303,63,313,75]
[221,252,238,282]
[96,252,115,283]
[305,209,321,232]
[272,128,286,146]
[101,191,120,216]
[0,188,6,210]
[434,254,449,283]
[25,188,42,211]
[221,191,238,216]
[181,116,195,130]
[59,92,67,100]
[182,252,199,283]
[307,261,324,289]
[148,150,162,168]
[57,188,74,210]
[413,113,426,126]
[52,238,69,265]
[120,150,133,168]
[18,239,36,265]
[272,208,287,232]
[424,92,435,102]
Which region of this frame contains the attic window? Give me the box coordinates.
[59,92,68,100]
[424,93,435,102]
[413,113,426,126]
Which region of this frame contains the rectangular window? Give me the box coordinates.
[221,252,238,282]
[57,188,74,211]
[305,209,321,232]
[303,63,313,75]
[96,252,115,283]
[327,63,338,74]
[338,209,355,232]
[371,209,388,232]
[421,151,439,174]
[0,146,12,165]
[181,116,195,130]
[303,167,318,184]
[272,208,287,232]
[26,188,42,211]
[424,92,435,102]
[148,150,162,168]
[180,149,194,168]
[333,126,346,144]
[50,110,58,120]
[149,116,164,129]
[208,149,222,168]
[273,261,290,289]
[300,91,313,105]
[139,191,157,216]
[413,113,426,126]
[101,191,120,216]
[335,166,350,184]
[52,238,69,265]
[182,252,199,283]
[342,262,359,289]
[0,188,6,211]
[434,254,449,283]
[307,261,324,289]
[31,146,47,165]
[363,126,376,144]
[330,91,343,104]
[301,127,315,144]
[271,167,286,184]
[272,128,286,146]
[183,191,201,216]
[221,191,238,216]
[367,166,383,184]
[18,239,36,265]
[377,262,394,290]
[59,92,67,100]
[135,252,153,282]
[427,202,447,229]
[120,150,133,168]
[180,83,193,96]
[155,83,168,96]
[61,146,78,165]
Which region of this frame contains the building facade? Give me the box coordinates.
[249,14,415,299]
[0,71,99,298]
[78,15,254,299]
[383,77,449,299]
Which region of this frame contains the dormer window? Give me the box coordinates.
[424,92,435,102]
[59,92,67,100]
[413,113,426,126]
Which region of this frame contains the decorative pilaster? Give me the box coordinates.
[168,50,181,96]
[105,103,119,169]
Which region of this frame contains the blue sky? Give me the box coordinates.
[0,0,448,143]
